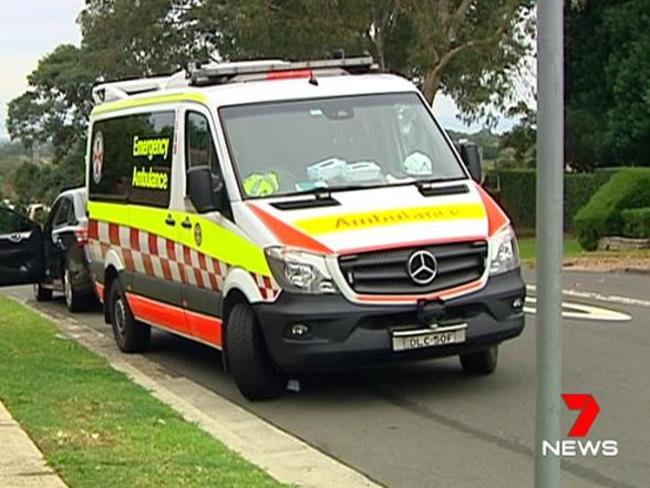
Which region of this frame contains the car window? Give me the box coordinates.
[53,198,73,228]
[186,111,223,178]
[0,207,33,235]
[220,93,465,198]
[89,111,175,208]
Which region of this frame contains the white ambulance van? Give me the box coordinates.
[1,57,526,400]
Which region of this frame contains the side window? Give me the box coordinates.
[186,111,223,179]
[89,111,175,208]
[0,207,32,235]
[53,199,72,228]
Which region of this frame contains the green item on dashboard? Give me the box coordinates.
[243,172,280,197]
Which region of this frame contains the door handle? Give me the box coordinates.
[165,215,176,227]
[181,218,192,230]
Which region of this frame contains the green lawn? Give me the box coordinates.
[0,296,287,488]
[518,236,583,261]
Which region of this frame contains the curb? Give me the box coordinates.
[0,400,67,487]
[12,297,382,488]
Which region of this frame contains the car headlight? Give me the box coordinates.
[489,225,520,275]
[265,246,338,294]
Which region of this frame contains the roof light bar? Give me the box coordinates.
[189,56,378,86]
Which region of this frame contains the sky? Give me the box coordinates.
[0,1,518,143]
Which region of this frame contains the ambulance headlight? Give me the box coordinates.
[265,247,338,294]
[489,226,520,275]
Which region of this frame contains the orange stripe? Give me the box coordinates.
[186,310,223,347]
[247,203,332,254]
[474,183,509,236]
[126,293,222,348]
[126,293,190,335]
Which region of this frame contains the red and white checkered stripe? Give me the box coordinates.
[88,219,281,301]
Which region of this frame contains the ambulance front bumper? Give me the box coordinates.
[253,270,526,373]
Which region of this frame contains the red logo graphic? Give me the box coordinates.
[562,393,601,437]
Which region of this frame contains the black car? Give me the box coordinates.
[0,188,96,312]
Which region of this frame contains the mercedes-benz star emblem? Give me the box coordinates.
[407,250,438,285]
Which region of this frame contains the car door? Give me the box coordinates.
[181,109,230,343]
[49,197,81,281]
[0,206,44,286]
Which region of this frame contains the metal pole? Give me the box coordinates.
[535,0,564,487]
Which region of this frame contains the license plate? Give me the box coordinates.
[391,324,467,352]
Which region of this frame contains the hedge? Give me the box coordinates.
[573,169,650,250]
[485,169,614,232]
[621,207,650,238]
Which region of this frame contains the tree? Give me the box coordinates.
[194,0,534,114]
[79,0,204,79]
[7,0,535,205]
[566,0,650,168]
[499,103,536,167]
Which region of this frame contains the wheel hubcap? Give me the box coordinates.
[114,297,127,335]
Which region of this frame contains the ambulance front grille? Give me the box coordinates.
[338,241,487,295]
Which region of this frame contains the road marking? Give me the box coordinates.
[526,284,650,309]
[523,296,632,322]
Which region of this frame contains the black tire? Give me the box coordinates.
[460,345,499,375]
[63,265,86,313]
[34,283,53,302]
[108,279,150,353]
[226,303,286,401]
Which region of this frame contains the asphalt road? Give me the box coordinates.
[4,270,649,488]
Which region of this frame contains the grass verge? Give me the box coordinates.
[518,236,583,262]
[0,295,287,488]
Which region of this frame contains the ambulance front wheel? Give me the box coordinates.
[226,303,286,401]
[109,279,151,353]
[459,345,499,375]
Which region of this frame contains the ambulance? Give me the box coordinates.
[0,57,526,400]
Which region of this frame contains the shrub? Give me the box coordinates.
[487,168,614,232]
[573,169,650,250]
[622,208,650,238]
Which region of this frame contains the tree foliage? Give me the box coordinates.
[193,0,533,111]
[6,0,534,204]
[566,0,650,168]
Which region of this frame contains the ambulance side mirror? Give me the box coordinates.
[187,166,225,213]
[459,142,483,183]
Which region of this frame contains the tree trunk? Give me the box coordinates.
[422,69,442,105]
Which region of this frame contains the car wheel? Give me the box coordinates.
[34,283,53,302]
[108,279,150,353]
[226,303,286,401]
[63,266,85,313]
[460,345,499,375]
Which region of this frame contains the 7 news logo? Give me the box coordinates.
[542,394,619,457]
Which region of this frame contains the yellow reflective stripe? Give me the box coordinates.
[87,201,270,275]
[91,92,209,116]
[295,203,487,235]
[177,212,271,276]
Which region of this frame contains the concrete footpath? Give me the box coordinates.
[0,400,67,487]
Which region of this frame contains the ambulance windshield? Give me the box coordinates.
[219,93,466,198]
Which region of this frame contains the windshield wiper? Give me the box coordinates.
[288,184,371,198]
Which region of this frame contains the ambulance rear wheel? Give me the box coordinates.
[109,279,150,353]
[226,303,286,401]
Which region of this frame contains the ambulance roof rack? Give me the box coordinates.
[187,56,378,87]
[92,56,378,104]
[92,70,188,104]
